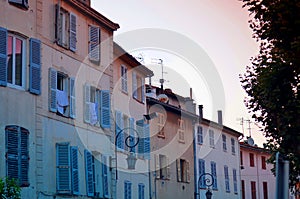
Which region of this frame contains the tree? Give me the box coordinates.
[0,178,21,199]
[240,0,300,190]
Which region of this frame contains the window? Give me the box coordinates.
[211,161,217,190]
[198,159,206,188]
[121,65,128,93]
[209,129,215,147]
[233,169,238,194]
[55,6,77,51]
[222,134,227,152]
[124,181,132,199]
[155,154,170,180]
[56,143,79,195]
[132,72,145,103]
[102,155,109,198]
[138,183,145,199]
[157,112,165,137]
[84,84,110,128]
[88,25,100,62]
[262,156,266,170]
[8,0,28,9]
[5,125,29,187]
[242,180,245,199]
[251,181,257,199]
[197,126,203,144]
[178,119,185,143]
[137,123,150,159]
[240,151,244,166]
[250,153,255,167]
[263,181,268,199]
[177,158,190,183]
[85,150,95,197]
[49,68,76,118]
[224,165,230,192]
[231,138,236,155]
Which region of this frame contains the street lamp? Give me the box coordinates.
[198,173,214,199]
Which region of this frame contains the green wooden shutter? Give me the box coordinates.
[0,27,7,86]
[100,90,110,128]
[69,13,77,52]
[69,77,76,118]
[56,143,71,193]
[29,38,41,95]
[49,68,57,112]
[85,150,94,196]
[70,146,79,195]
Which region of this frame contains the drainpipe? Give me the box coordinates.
[193,123,198,199]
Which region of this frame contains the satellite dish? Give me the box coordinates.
[157,94,169,103]
[247,137,255,146]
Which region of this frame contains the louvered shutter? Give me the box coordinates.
[6,126,19,181]
[138,184,144,199]
[85,150,94,196]
[49,68,57,112]
[0,27,7,86]
[199,159,205,188]
[129,118,135,153]
[137,123,144,157]
[55,4,62,46]
[89,26,100,61]
[69,77,76,118]
[186,160,190,182]
[100,90,110,128]
[224,166,230,192]
[176,159,182,182]
[115,111,124,150]
[132,72,137,99]
[143,124,150,159]
[124,181,132,199]
[56,143,71,193]
[20,127,29,186]
[211,162,217,189]
[84,84,91,123]
[70,146,79,195]
[155,154,160,179]
[69,13,77,51]
[141,78,145,103]
[29,38,41,94]
[102,155,109,198]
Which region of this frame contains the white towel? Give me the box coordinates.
[56,89,69,107]
[90,103,98,125]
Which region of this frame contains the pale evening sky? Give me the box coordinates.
[91,0,265,146]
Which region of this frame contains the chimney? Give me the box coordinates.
[217,110,223,125]
[190,88,193,99]
[198,105,203,119]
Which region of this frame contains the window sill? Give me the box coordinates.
[157,134,165,139]
[178,140,185,144]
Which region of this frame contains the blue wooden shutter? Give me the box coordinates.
[137,122,144,158]
[5,126,20,181]
[69,13,77,52]
[56,143,71,193]
[138,184,145,199]
[211,161,217,189]
[20,127,29,186]
[197,126,203,144]
[224,165,230,192]
[124,181,132,199]
[129,118,135,153]
[70,146,79,195]
[85,150,94,196]
[102,155,109,198]
[84,84,91,123]
[132,72,137,99]
[199,159,205,188]
[0,27,7,86]
[89,26,100,61]
[100,90,110,128]
[141,78,145,103]
[143,124,150,159]
[233,169,238,193]
[49,68,57,112]
[115,111,124,150]
[29,38,41,95]
[69,77,76,118]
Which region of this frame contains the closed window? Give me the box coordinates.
[224,165,230,192]
[233,169,238,194]
[211,161,218,189]
[231,138,236,155]
[197,126,203,144]
[55,6,77,51]
[132,72,145,103]
[49,68,75,118]
[251,181,257,199]
[121,65,128,93]
[155,154,170,180]
[88,25,100,62]
[222,134,227,152]
[209,129,215,147]
[242,180,245,199]
[85,150,95,197]
[198,159,206,188]
[263,181,268,199]
[250,153,255,167]
[178,119,185,143]
[177,158,190,183]
[124,181,132,199]
[240,151,244,166]
[138,183,145,199]
[5,125,29,187]
[262,156,266,170]
[56,143,79,195]
[84,84,110,128]
[8,0,28,9]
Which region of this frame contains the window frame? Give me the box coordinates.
[177,158,190,183]
[157,113,165,138]
[261,156,267,170]
[250,153,255,167]
[224,165,230,192]
[231,138,236,155]
[209,129,215,148]
[124,180,132,199]
[251,181,257,199]
[211,161,218,190]
[155,154,170,180]
[222,134,227,152]
[121,65,128,93]
[178,119,185,143]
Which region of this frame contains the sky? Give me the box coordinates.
[91,0,265,146]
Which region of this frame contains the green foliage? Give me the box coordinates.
[0,178,21,199]
[240,0,300,189]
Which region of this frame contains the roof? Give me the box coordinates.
[240,141,270,153]
[65,0,120,31]
[113,42,154,77]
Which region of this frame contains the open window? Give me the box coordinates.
[8,0,28,9]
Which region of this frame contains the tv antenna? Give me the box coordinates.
[151,58,166,90]
[237,117,252,137]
